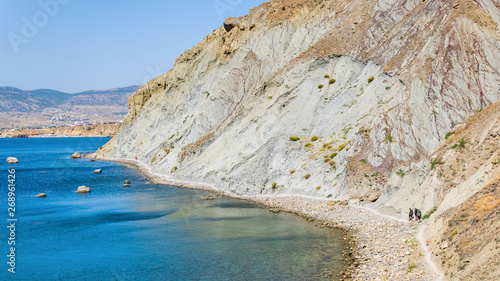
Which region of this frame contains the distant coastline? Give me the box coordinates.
[0,123,119,138]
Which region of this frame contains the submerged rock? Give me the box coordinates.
[35,193,47,198]
[76,186,91,193]
[6,157,18,164]
[200,193,214,200]
[70,152,81,159]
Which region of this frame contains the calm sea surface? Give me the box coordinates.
[0,137,347,280]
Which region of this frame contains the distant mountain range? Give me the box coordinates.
[0,85,140,112]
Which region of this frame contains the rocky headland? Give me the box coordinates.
[0,123,120,138]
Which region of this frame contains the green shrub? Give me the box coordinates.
[444,131,455,139]
[451,138,468,151]
[324,74,330,78]
[327,194,333,198]
[329,79,336,84]
[304,174,311,179]
[431,157,443,170]
[422,206,438,220]
[360,159,367,164]
[282,6,286,10]
[330,153,337,158]
[407,260,415,273]
[311,136,319,141]
[318,84,324,89]
[171,166,177,173]
[396,169,405,177]
[272,182,278,189]
[289,136,299,141]
[338,143,348,151]
[329,160,336,166]
[315,186,321,190]
[385,86,391,90]
[304,143,313,148]
[384,135,394,143]
[368,77,375,83]
[290,170,296,174]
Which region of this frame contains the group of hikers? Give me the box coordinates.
[408,207,422,222]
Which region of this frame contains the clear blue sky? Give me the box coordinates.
[0,0,266,93]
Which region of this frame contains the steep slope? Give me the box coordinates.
[100,0,500,201]
[376,101,500,279]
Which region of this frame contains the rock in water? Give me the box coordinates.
[93,169,102,174]
[76,186,91,193]
[124,180,131,184]
[123,184,130,187]
[200,193,215,200]
[70,152,81,159]
[35,193,47,198]
[6,157,18,163]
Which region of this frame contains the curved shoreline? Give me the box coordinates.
[91,156,440,280]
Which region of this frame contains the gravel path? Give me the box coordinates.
[91,156,442,280]
[248,196,441,280]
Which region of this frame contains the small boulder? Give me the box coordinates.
[6,157,18,164]
[224,17,240,32]
[93,169,102,174]
[366,193,381,202]
[76,186,91,193]
[124,180,131,184]
[70,152,81,159]
[326,200,336,206]
[338,200,348,206]
[123,184,130,187]
[35,193,47,198]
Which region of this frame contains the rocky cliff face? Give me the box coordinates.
[98,0,499,278]
[101,0,499,198]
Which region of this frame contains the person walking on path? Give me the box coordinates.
[415,208,422,222]
[408,208,414,221]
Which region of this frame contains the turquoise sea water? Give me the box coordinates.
[0,137,347,280]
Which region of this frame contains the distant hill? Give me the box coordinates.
[0,86,140,112]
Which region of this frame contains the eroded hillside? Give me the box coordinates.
[99,0,499,201]
[377,101,500,280]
